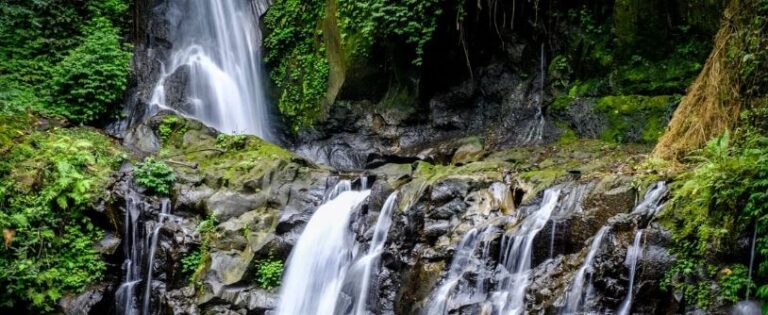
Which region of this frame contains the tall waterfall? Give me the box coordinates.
[276,181,370,315]
[149,1,272,139]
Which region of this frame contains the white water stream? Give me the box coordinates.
[149,1,272,139]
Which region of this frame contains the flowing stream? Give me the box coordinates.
[617,230,644,315]
[149,0,272,139]
[559,226,610,314]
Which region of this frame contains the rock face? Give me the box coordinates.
[103,111,681,315]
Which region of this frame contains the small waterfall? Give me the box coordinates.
[490,188,561,314]
[747,222,757,299]
[559,226,610,314]
[149,1,272,139]
[142,199,171,315]
[617,230,644,315]
[549,221,557,259]
[276,180,371,315]
[631,182,668,217]
[351,192,399,315]
[116,194,143,315]
[423,228,491,315]
[523,43,547,145]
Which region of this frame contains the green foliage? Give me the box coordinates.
[47,18,132,123]
[133,158,176,196]
[719,265,754,303]
[158,115,185,142]
[181,249,203,275]
[216,134,248,151]
[662,130,768,309]
[187,214,218,290]
[0,0,132,123]
[594,95,678,143]
[255,257,284,290]
[0,115,124,312]
[264,0,445,130]
[263,0,329,132]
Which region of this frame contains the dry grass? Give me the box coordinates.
[652,1,743,161]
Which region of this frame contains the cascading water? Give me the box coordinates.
[116,193,143,315]
[559,226,610,314]
[423,227,496,315]
[490,188,561,314]
[631,182,668,217]
[617,230,644,315]
[115,192,171,315]
[276,181,370,315]
[149,1,272,139]
[350,192,399,315]
[522,43,546,145]
[142,199,171,315]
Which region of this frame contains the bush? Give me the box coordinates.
[255,257,284,290]
[47,18,132,124]
[0,115,124,312]
[661,131,768,309]
[133,158,176,195]
[216,134,248,151]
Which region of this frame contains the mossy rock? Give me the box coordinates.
[595,95,678,144]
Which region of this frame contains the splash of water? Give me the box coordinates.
[149,1,272,139]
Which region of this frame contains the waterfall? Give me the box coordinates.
[490,188,560,314]
[747,222,757,299]
[351,192,398,315]
[423,228,490,315]
[522,43,546,145]
[549,221,557,259]
[559,226,610,314]
[617,230,644,315]
[116,194,143,315]
[149,0,272,140]
[276,181,370,315]
[630,182,668,217]
[142,198,171,315]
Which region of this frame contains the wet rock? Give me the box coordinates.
[451,137,485,165]
[205,190,266,222]
[58,283,108,315]
[94,233,121,255]
[208,249,254,286]
[175,184,214,214]
[430,179,470,204]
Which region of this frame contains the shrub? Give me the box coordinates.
[47,18,132,124]
[0,115,124,312]
[216,134,248,151]
[133,158,176,195]
[255,257,284,290]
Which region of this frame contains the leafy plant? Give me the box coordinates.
[158,115,186,142]
[662,130,768,309]
[0,115,124,312]
[181,249,202,275]
[255,257,284,290]
[216,134,248,151]
[133,158,176,195]
[47,18,131,124]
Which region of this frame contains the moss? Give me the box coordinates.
[595,95,678,143]
[613,57,704,94]
[157,115,305,189]
[556,122,579,145]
